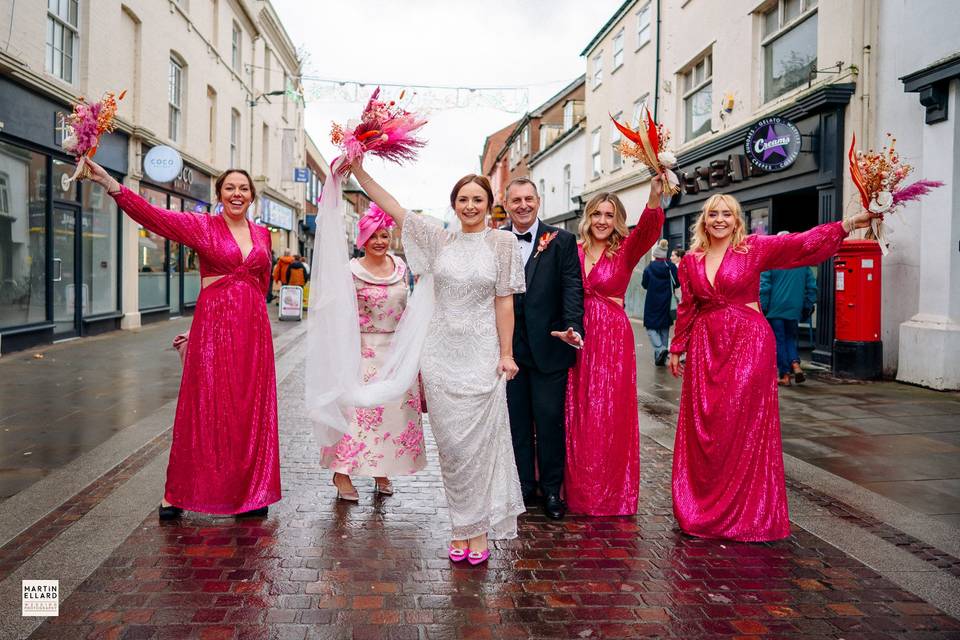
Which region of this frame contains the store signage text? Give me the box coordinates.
[743,116,801,172]
[143,146,183,183]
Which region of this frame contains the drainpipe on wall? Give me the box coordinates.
[653,0,662,121]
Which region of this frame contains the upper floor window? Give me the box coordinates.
[521,126,530,157]
[611,111,623,170]
[592,53,603,89]
[637,3,652,48]
[591,128,602,178]
[230,109,241,167]
[632,93,650,127]
[562,164,571,205]
[46,0,78,83]
[682,52,712,141]
[563,101,575,130]
[231,22,242,73]
[612,30,625,69]
[761,0,818,102]
[168,57,184,142]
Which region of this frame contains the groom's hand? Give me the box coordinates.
[550,327,583,349]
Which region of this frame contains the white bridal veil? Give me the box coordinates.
[305,172,435,447]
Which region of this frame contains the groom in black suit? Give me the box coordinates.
[503,178,584,520]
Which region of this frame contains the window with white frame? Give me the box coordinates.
[637,3,652,48]
[46,0,78,83]
[231,22,242,73]
[611,111,623,170]
[230,109,240,167]
[168,57,183,142]
[761,0,818,102]
[592,52,603,89]
[612,30,625,69]
[682,52,713,141]
[591,128,602,178]
[563,101,575,130]
[521,126,529,157]
[632,93,649,126]
[539,179,546,210]
[562,165,571,206]
[0,172,10,215]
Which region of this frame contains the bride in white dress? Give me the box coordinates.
[351,160,525,564]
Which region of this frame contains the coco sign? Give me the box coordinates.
[744,116,801,172]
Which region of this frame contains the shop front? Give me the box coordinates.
[258,196,294,256]
[136,147,212,322]
[666,83,856,365]
[0,76,128,353]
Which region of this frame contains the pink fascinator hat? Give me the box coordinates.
[356,203,396,250]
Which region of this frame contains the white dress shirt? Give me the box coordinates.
[513,218,540,265]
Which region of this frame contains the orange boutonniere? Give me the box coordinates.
[534,231,559,258]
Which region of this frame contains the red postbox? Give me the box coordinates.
[833,240,882,379]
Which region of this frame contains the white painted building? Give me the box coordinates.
[872,1,960,389]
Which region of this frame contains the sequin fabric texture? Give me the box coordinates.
[320,256,427,476]
[670,222,848,541]
[112,187,281,514]
[401,213,526,540]
[564,206,664,516]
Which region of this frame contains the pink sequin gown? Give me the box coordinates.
[112,187,281,514]
[565,206,664,516]
[670,222,848,541]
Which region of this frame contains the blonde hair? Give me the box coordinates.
[689,193,749,256]
[579,193,630,257]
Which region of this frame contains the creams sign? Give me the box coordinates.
[744,116,801,172]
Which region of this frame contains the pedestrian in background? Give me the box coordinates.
[285,254,310,287]
[82,158,280,521]
[641,239,678,366]
[759,232,817,386]
[273,248,294,296]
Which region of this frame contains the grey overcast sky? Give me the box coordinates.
[271,0,624,219]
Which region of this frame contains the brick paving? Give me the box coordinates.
[22,366,960,640]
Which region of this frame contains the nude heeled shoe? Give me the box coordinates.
[332,473,359,502]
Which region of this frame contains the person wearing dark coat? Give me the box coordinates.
[641,239,679,366]
[760,232,818,385]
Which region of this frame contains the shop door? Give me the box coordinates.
[52,204,81,336]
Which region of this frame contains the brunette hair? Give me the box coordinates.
[215,169,257,202]
[689,193,748,256]
[579,192,629,257]
[449,174,493,213]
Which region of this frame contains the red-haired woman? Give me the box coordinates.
[564,178,664,516]
[669,194,879,541]
[350,160,526,565]
[83,158,280,520]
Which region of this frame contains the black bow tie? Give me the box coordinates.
[515,231,533,242]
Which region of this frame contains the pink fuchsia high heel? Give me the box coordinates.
[448,546,468,563]
[467,549,490,565]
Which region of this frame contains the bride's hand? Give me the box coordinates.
[497,355,519,380]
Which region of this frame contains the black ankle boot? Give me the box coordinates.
[158,504,183,520]
[236,506,268,518]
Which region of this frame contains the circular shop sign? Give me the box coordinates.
[744,116,801,172]
[143,145,184,183]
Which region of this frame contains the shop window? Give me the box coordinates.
[637,3,652,48]
[761,0,818,102]
[181,199,207,306]
[46,0,78,83]
[82,182,119,316]
[592,52,603,89]
[612,29,624,70]
[611,111,623,170]
[0,143,47,329]
[748,207,770,235]
[682,52,712,141]
[168,56,184,142]
[591,128,602,178]
[138,187,168,309]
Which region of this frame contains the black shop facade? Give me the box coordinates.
[664,83,855,366]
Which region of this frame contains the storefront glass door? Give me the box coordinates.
[52,203,80,336]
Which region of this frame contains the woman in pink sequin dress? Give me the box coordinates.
[668,194,880,541]
[564,179,664,516]
[84,159,280,519]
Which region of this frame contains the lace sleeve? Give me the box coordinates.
[400,211,450,274]
[495,231,526,296]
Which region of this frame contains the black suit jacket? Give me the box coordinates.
[505,222,585,373]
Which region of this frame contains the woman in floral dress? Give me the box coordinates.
[320,205,426,499]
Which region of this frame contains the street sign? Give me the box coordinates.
[293,167,309,183]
